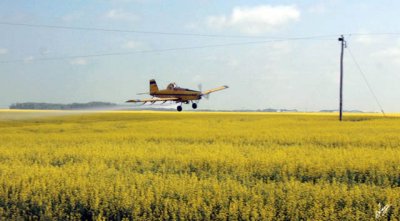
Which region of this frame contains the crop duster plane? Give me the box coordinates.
[126,79,228,111]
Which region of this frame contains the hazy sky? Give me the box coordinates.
[1,0,399,111]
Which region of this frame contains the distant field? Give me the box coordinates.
[0,110,399,220]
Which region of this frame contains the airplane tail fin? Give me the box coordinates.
[150,79,159,94]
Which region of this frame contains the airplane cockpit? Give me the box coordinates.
[167,83,178,90]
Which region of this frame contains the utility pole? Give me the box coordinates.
[338,35,346,121]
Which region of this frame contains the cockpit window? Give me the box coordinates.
[167,83,177,90]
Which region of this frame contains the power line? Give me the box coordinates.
[0,39,305,63]
[0,32,342,64]
[346,46,386,116]
[347,32,400,37]
[2,21,400,39]
[0,22,344,64]
[0,21,337,40]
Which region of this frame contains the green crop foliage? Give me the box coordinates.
[0,111,399,220]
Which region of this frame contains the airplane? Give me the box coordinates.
[126,79,228,111]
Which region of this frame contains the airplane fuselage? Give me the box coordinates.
[151,88,202,102]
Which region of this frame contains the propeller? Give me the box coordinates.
[198,84,210,100]
[137,92,149,95]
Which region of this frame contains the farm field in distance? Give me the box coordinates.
[0,110,399,220]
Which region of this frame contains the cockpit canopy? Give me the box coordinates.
[167,82,178,90]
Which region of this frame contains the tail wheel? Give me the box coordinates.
[177,106,183,112]
[192,103,197,109]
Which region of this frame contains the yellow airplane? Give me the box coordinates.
[126,79,228,111]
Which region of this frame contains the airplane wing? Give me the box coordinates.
[202,85,229,95]
[126,97,178,103]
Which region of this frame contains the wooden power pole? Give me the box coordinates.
[338,35,346,121]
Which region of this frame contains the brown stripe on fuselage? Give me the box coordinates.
[151,89,201,101]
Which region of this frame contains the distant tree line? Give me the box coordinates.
[319,109,364,113]
[252,108,299,112]
[9,102,116,110]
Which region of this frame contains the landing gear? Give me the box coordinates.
[176,102,198,112]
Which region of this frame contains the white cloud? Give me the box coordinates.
[105,9,138,22]
[372,40,400,64]
[373,48,400,58]
[122,40,143,49]
[23,56,34,64]
[0,48,8,55]
[355,35,375,45]
[353,30,383,45]
[70,58,88,65]
[271,41,292,53]
[206,5,300,34]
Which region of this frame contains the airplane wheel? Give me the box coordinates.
[192,103,197,109]
[177,106,183,112]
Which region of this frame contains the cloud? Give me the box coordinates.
[271,41,292,53]
[122,40,143,49]
[0,48,8,55]
[23,56,34,64]
[355,35,375,45]
[373,48,400,58]
[70,58,88,65]
[372,40,400,64]
[206,5,300,34]
[105,9,138,22]
[353,30,383,45]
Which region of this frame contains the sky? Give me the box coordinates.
[0,0,399,111]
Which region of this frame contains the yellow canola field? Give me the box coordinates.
[0,110,399,220]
